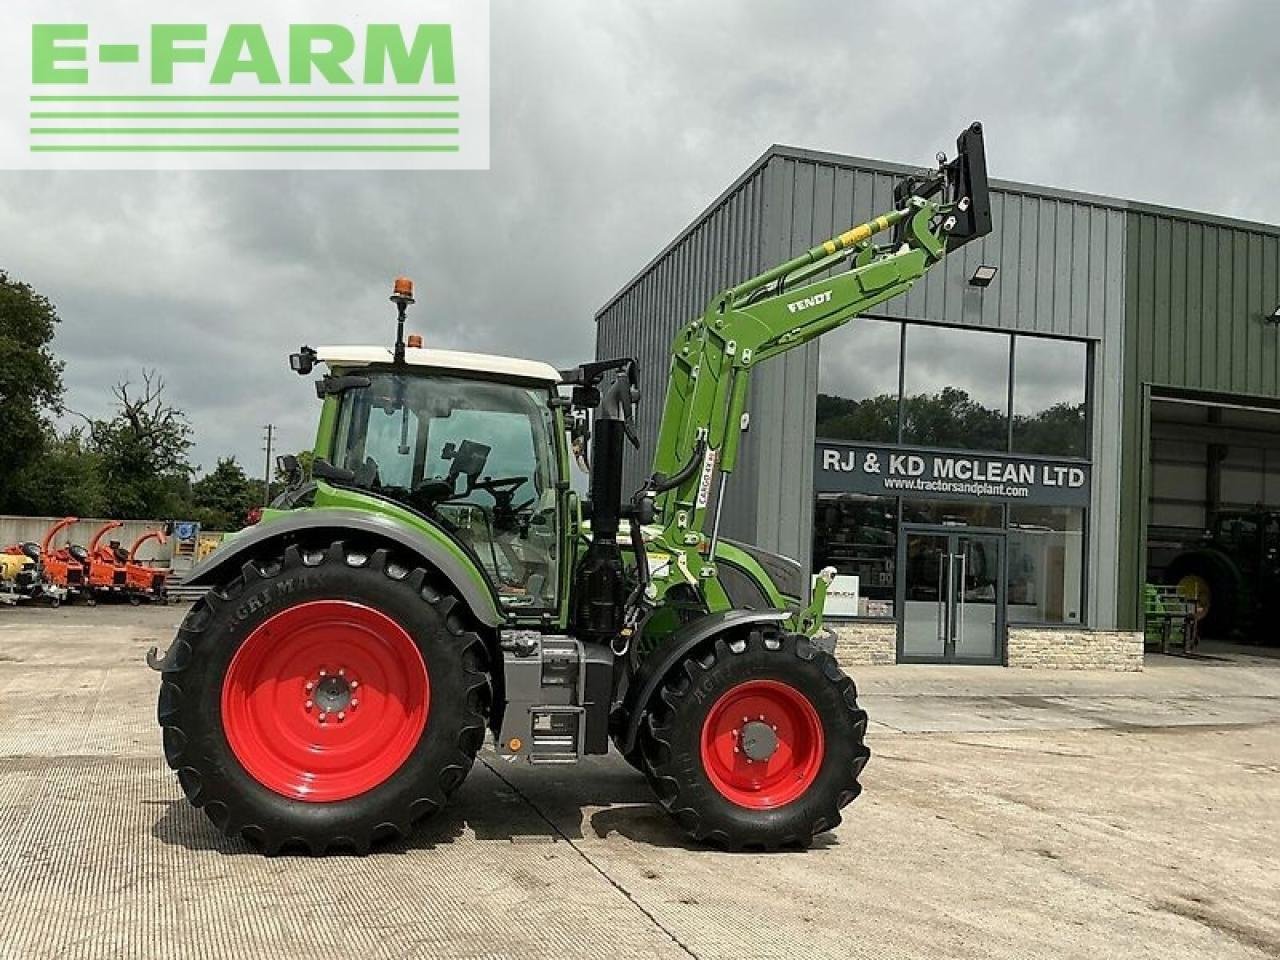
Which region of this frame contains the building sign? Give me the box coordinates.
[815,441,1090,507]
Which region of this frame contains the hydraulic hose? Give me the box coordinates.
[643,437,707,496]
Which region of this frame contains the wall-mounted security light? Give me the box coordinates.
[969,264,999,288]
[1267,304,1280,326]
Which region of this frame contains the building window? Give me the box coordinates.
[902,324,1009,451]
[1008,505,1085,624]
[902,499,1005,529]
[812,493,897,618]
[1012,336,1089,457]
[816,318,901,443]
[818,321,1092,458]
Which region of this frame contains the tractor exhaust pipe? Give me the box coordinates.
[569,365,639,644]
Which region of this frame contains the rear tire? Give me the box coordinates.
[638,627,869,851]
[153,540,491,855]
[1166,551,1240,638]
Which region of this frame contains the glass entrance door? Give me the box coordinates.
[900,529,1004,663]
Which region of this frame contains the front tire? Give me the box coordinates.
[154,541,491,855]
[639,627,869,850]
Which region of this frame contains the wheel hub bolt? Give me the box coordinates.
[318,712,328,723]
[305,700,314,710]
[337,712,346,722]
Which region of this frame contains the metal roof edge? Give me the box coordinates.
[1122,197,1280,239]
[764,144,1130,212]
[767,144,1280,238]
[597,143,1280,322]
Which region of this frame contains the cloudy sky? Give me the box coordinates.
[2,0,1277,474]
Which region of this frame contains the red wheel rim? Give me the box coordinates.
[700,679,825,809]
[221,600,429,802]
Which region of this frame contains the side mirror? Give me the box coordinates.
[277,454,302,485]
[289,346,317,375]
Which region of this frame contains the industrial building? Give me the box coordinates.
[596,144,1280,668]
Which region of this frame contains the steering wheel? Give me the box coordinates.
[473,476,536,534]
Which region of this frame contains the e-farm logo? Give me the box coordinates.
[0,1,489,170]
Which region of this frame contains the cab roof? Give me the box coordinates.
[316,346,561,385]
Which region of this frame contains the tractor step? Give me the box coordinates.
[527,705,585,763]
[495,634,610,764]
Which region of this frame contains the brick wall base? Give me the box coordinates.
[829,622,896,669]
[1006,627,1144,671]
[828,622,1144,671]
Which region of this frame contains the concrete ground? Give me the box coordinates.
[0,604,1278,960]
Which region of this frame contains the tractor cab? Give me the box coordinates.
[297,340,570,619]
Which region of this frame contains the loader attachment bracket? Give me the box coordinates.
[894,121,992,252]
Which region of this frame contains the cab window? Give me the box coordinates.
[332,372,560,612]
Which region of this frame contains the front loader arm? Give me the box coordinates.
[641,122,991,615]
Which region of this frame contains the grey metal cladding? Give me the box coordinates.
[1125,210,1280,397]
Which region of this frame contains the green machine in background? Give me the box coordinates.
[148,123,992,854]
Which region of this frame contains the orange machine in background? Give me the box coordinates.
[125,530,169,602]
[40,517,86,593]
[85,521,129,596]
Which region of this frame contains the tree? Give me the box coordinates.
[902,386,1007,451]
[10,427,106,518]
[191,457,256,530]
[816,392,898,443]
[1013,401,1088,458]
[80,370,194,519]
[0,271,64,512]
[817,387,1008,450]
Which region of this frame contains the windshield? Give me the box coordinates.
[332,371,561,611]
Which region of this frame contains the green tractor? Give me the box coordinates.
[1165,509,1280,641]
[148,124,992,853]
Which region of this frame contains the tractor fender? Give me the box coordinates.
[181,508,504,628]
[617,608,791,755]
